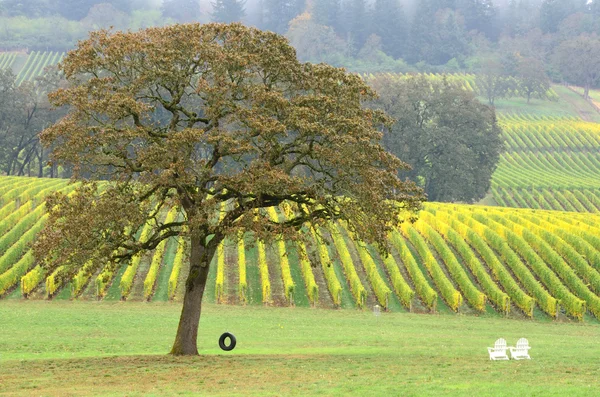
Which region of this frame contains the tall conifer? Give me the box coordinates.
[312,0,343,34]
[211,0,246,23]
[261,0,306,33]
[346,0,369,51]
[371,0,406,59]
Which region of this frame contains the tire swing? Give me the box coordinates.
[219,332,236,351]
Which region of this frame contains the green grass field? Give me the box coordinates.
[0,302,598,396]
[493,85,600,122]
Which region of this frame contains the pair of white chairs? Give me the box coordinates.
[488,338,531,360]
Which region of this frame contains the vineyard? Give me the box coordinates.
[0,65,599,322]
[492,115,600,212]
[1,176,600,323]
[0,51,64,85]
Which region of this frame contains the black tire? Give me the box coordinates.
[219,332,236,351]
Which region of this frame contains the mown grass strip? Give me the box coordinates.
[413,219,487,312]
[144,207,179,301]
[329,222,367,308]
[472,211,585,320]
[433,208,533,317]
[400,223,462,312]
[453,210,557,317]
[421,210,510,314]
[388,230,437,311]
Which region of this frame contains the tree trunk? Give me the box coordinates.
[38,147,43,178]
[5,152,17,176]
[584,84,590,100]
[170,235,212,355]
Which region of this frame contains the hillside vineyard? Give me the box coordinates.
[0,51,64,85]
[0,176,599,322]
[493,115,600,211]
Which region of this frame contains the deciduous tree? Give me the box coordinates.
[370,75,503,203]
[555,34,600,99]
[476,57,515,105]
[34,23,424,356]
[539,0,587,33]
[0,68,63,177]
[286,12,349,63]
[515,56,550,103]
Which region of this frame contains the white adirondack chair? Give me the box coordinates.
[488,338,509,360]
[509,338,532,360]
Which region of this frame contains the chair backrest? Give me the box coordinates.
[516,338,529,349]
[494,338,507,349]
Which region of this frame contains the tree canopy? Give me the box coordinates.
[555,33,600,99]
[475,57,515,105]
[211,0,246,23]
[261,0,306,34]
[34,23,424,355]
[370,0,407,59]
[515,56,551,103]
[0,68,63,177]
[161,0,201,23]
[370,75,503,203]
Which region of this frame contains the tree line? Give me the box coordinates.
[3,1,600,92]
[0,68,65,177]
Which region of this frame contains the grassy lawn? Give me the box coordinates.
[0,302,598,396]
[491,85,600,122]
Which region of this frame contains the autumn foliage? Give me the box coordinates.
[34,23,424,355]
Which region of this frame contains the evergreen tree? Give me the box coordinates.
[591,0,600,16]
[555,34,600,99]
[261,0,305,33]
[456,0,498,39]
[312,0,343,33]
[434,8,470,63]
[370,0,406,59]
[161,0,201,22]
[539,0,587,33]
[52,0,98,20]
[345,0,368,51]
[408,0,469,64]
[504,0,539,36]
[212,0,246,23]
[408,0,438,63]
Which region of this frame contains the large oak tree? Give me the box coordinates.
[34,23,424,355]
[370,74,503,203]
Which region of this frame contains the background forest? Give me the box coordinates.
[1,1,600,79]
